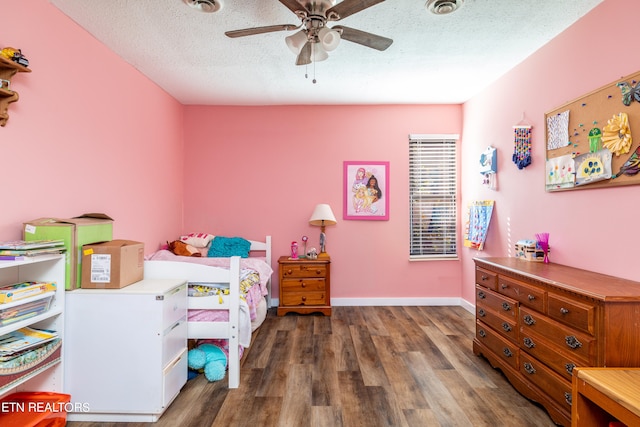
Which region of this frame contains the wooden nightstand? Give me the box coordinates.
[277,256,331,316]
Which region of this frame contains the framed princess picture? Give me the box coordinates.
[343,161,389,220]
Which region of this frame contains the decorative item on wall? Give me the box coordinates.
[513,115,533,169]
[463,200,494,250]
[343,161,389,220]
[545,70,640,191]
[480,146,498,190]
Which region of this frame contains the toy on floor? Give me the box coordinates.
[187,341,227,382]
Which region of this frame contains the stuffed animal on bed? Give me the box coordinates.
[167,240,201,257]
[187,342,228,382]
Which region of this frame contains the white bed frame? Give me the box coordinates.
[143,236,272,389]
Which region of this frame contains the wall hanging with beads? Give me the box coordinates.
[512,123,532,170]
[545,70,640,192]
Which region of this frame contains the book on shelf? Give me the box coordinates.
[0,327,58,355]
[0,247,66,257]
[0,239,65,250]
[0,281,57,304]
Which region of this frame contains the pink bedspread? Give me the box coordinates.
[146,250,272,296]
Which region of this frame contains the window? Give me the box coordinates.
[409,134,458,259]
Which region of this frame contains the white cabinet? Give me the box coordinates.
[64,278,188,422]
[0,254,65,397]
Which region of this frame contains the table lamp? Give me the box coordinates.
[309,203,337,259]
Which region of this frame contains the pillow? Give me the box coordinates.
[180,232,215,248]
[207,236,251,258]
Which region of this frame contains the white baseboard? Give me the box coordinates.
[270,298,475,315]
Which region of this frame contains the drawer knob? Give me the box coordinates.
[502,322,512,333]
[523,314,536,326]
[501,302,512,311]
[301,282,306,288]
[315,269,322,275]
[503,347,513,358]
[523,362,536,375]
[565,335,583,349]
[565,392,572,406]
[287,269,293,275]
[478,291,486,299]
[565,363,576,375]
[478,329,486,338]
[527,294,535,301]
[478,308,486,317]
[523,337,535,349]
[481,275,488,281]
[501,283,508,290]
[560,307,569,315]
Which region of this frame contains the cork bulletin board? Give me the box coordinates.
[545,71,640,192]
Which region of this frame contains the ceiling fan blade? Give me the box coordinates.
[333,25,393,51]
[279,0,310,17]
[225,24,300,38]
[326,0,386,21]
[296,42,312,66]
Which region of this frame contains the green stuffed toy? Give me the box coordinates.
[187,342,227,382]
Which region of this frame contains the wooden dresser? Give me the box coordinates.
[277,256,331,316]
[473,257,640,426]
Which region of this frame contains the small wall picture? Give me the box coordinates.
[343,161,389,220]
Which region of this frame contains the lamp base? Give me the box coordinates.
[317,252,330,260]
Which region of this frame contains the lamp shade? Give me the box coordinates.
[309,204,337,226]
[311,42,329,62]
[318,27,341,52]
[285,30,307,54]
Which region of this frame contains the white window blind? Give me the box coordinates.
[409,134,458,259]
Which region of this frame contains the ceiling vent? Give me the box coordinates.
[183,0,222,13]
[425,0,463,15]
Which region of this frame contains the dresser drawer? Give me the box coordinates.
[520,353,573,414]
[163,348,188,408]
[476,267,497,291]
[476,305,518,343]
[476,320,519,370]
[281,278,325,292]
[547,293,596,335]
[281,264,327,278]
[161,283,187,330]
[520,307,596,364]
[476,285,518,320]
[162,317,187,368]
[498,276,546,312]
[518,328,586,381]
[281,291,326,306]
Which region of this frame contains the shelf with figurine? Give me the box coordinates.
[0,47,31,127]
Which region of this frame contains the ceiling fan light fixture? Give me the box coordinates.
[312,42,329,62]
[183,0,222,13]
[318,27,340,52]
[285,30,308,55]
[425,0,463,15]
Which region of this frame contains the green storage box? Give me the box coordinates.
[23,213,113,290]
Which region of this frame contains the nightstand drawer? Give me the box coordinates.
[281,278,325,292]
[281,291,326,306]
[281,264,327,278]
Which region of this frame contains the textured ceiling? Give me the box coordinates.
[50,0,603,105]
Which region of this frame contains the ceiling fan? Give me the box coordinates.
[225,0,393,65]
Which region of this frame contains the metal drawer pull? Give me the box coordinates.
[481,274,488,281]
[523,362,536,374]
[565,336,582,349]
[565,363,576,375]
[565,392,572,406]
[501,283,508,289]
[478,291,486,299]
[478,329,486,338]
[523,314,536,326]
[478,308,486,317]
[502,322,512,332]
[528,294,536,301]
[503,347,513,358]
[523,337,535,349]
[502,302,511,311]
[560,307,569,315]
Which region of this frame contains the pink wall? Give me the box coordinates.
[461,0,640,304]
[183,105,463,301]
[2,1,184,250]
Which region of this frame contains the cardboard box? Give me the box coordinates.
[23,214,113,290]
[81,240,144,289]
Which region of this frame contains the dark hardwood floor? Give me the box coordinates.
[67,306,557,427]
